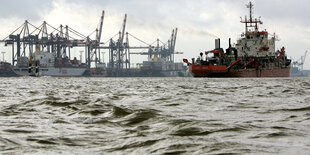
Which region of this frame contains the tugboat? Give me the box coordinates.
[183,2,291,78]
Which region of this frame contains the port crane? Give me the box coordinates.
[293,50,308,71]
[130,28,182,62]
[0,10,182,75]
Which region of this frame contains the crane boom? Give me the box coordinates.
[301,50,308,71]
[172,28,178,53]
[170,29,174,50]
[120,14,127,44]
[303,50,308,64]
[97,10,104,43]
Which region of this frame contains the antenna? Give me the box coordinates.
[247,1,253,22]
[241,1,263,34]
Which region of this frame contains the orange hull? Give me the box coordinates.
[189,65,291,78]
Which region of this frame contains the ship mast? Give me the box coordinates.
[241,2,263,34]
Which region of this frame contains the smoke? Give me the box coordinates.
[179,27,218,38]
[127,16,218,39]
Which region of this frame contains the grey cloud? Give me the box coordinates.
[0,0,53,20]
[1,0,308,26]
[250,0,310,25]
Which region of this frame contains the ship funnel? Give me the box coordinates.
[215,38,220,49]
[229,38,231,48]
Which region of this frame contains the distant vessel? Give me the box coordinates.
[83,63,107,77]
[104,49,188,77]
[12,51,86,77]
[137,58,187,77]
[183,2,291,78]
[100,60,187,77]
[0,61,18,77]
[290,51,308,77]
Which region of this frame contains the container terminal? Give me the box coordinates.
[0,11,188,77]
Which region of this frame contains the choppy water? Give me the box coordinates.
[0,77,310,154]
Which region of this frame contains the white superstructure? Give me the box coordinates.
[13,52,86,77]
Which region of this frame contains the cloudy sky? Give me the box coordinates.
[0,0,309,69]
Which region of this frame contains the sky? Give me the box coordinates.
[0,0,309,69]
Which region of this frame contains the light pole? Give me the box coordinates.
[1,52,5,62]
[79,51,83,63]
[101,51,105,63]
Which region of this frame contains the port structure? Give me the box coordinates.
[292,50,308,71]
[0,11,182,75]
[0,19,100,67]
[97,14,181,76]
[130,28,180,62]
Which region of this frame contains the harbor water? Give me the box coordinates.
[0,77,310,154]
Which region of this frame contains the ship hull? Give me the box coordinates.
[0,68,19,77]
[12,67,86,77]
[0,62,19,77]
[190,65,291,78]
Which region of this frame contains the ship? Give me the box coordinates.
[12,51,87,77]
[137,57,188,77]
[0,61,18,77]
[83,63,107,77]
[98,59,188,77]
[183,2,291,78]
[103,45,188,77]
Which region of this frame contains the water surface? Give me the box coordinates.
[0,77,310,154]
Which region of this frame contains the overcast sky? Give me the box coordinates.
[0,0,309,69]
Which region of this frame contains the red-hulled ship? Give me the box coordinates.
[183,2,291,78]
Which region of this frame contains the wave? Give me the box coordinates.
[170,126,246,137]
[41,97,90,107]
[3,129,36,134]
[280,106,310,112]
[123,109,158,126]
[106,139,160,152]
